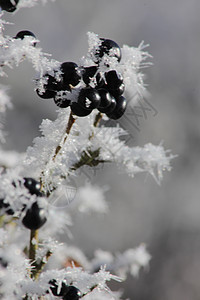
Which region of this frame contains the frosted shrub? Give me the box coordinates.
[0,1,174,299]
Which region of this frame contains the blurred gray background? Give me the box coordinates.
[1,0,200,299]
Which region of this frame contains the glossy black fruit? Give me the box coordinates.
[97,88,114,113]
[109,82,125,97]
[78,87,101,110]
[63,286,81,300]
[61,62,81,90]
[71,102,92,117]
[0,0,19,12]
[105,70,123,89]
[23,177,43,197]
[36,88,56,99]
[82,66,98,85]
[104,97,117,114]
[36,73,63,100]
[106,95,127,120]
[95,38,122,63]
[54,92,71,108]
[15,30,37,47]
[95,72,106,89]
[22,201,47,230]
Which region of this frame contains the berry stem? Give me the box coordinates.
[33,250,52,280]
[93,112,103,128]
[29,229,39,276]
[89,112,103,140]
[52,110,75,161]
[40,110,75,193]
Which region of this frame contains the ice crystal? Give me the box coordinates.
[0,242,32,299]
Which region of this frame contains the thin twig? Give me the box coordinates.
[52,110,75,161]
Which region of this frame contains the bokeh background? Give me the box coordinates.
[1,0,200,299]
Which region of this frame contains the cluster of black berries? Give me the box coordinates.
[0,0,19,12]
[0,177,47,230]
[48,280,81,300]
[36,38,127,120]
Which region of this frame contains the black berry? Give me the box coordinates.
[82,66,98,85]
[23,177,43,197]
[0,199,14,215]
[0,0,19,12]
[36,73,62,100]
[95,72,106,89]
[49,280,69,297]
[106,95,127,120]
[61,62,81,90]
[71,102,92,117]
[15,30,37,46]
[104,97,117,114]
[105,70,123,89]
[78,87,101,110]
[54,92,71,108]
[63,286,81,300]
[109,82,125,97]
[97,88,114,113]
[22,201,47,230]
[95,38,122,63]
[36,88,56,99]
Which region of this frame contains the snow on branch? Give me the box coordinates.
[91,244,151,279]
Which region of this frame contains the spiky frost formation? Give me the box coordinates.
[24,107,174,192]
[91,244,151,279]
[0,228,32,300]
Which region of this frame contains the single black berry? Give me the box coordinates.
[22,201,47,230]
[71,102,92,117]
[35,73,62,101]
[82,66,98,85]
[15,30,36,39]
[36,88,56,99]
[104,97,117,114]
[0,0,19,12]
[61,62,81,90]
[23,177,43,197]
[108,82,125,97]
[106,95,127,120]
[95,38,122,63]
[54,92,71,108]
[0,198,14,215]
[95,72,106,89]
[97,88,114,113]
[63,286,81,300]
[49,280,69,297]
[15,30,37,46]
[105,70,123,90]
[78,87,101,110]
[45,73,63,92]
